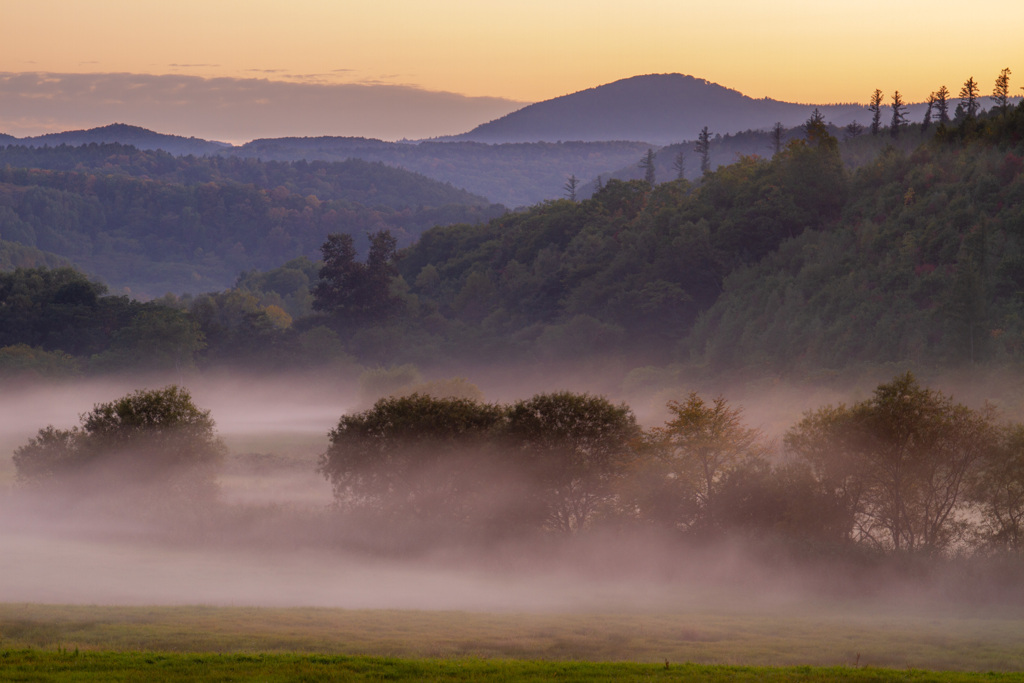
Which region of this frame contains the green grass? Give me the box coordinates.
[3,650,1024,682]
[2,604,1024,674]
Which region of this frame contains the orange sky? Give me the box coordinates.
[1,0,1021,139]
[5,0,1022,102]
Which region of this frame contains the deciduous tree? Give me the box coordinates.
[969,424,1024,552]
[14,386,225,501]
[507,392,639,533]
[319,393,509,528]
[645,392,769,534]
[785,373,998,553]
[312,230,402,325]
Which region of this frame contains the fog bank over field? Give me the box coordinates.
[4,369,1024,615]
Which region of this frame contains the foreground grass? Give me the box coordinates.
[3,603,1024,673]
[3,650,1024,682]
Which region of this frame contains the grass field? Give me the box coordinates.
[5,650,1024,682]
[2,603,1024,675]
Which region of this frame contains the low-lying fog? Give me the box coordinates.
[2,369,1024,615]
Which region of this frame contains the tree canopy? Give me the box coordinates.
[14,386,225,500]
[314,374,1024,557]
[785,373,999,553]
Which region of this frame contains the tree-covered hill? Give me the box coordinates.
[363,102,1024,371]
[3,100,1021,380]
[0,144,502,295]
[688,113,1024,372]
[378,114,848,365]
[224,137,653,208]
[0,143,492,209]
[12,123,230,156]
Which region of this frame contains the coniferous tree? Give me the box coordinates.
[563,174,579,202]
[868,89,884,135]
[770,122,786,155]
[806,108,826,132]
[935,85,951,124]
[921,92,936,132]
[890,91,906,138]
[672,149,686,180]
[695,127,711,175]
[960,77,981,120]
[993,67,1012,115]
[639,149,656,186]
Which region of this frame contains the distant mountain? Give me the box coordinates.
[452,74,884,144]
[10,123,230,156]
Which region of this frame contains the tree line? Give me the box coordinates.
[317,373,1024,555]
[864,69,1016,138]
[14,373,1024,557]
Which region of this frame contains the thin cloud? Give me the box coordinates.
[0,72,526,143]
[282,73,336,81]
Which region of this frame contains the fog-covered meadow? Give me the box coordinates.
[4,367,1024,621]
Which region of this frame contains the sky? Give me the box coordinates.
[1,0,1021,142]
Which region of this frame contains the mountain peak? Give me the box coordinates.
[453,73,840,145]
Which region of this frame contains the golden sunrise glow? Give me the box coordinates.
[2,0,1022,105]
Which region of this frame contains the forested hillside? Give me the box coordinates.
[2,101,1021,381]
[0,144,502,295]
[592,121,933,189]
[374,102,1024,372]
[225,137,653,207]
[379,114,845,365]
[689,113,1024,371]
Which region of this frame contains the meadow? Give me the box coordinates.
[5,380,1024,681]
[3,603,1024,677]
[6,650,1024,682]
